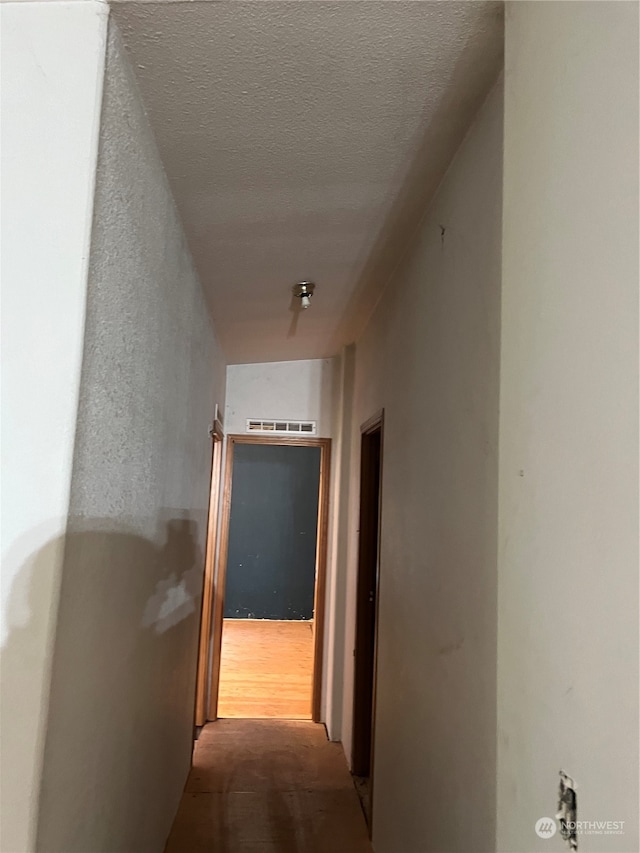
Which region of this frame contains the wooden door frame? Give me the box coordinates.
[352,410,384,825]
[208,433,331,723]
[194,418,225,727]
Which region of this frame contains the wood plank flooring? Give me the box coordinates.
[164,720,372,853]
[217,619,313,719]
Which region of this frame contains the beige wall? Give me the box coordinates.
[341,80,503,852]
[35,20,226,852]
[497,3,639,852]
[0,4,107,850]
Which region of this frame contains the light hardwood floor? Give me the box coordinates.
[164,720,372,853]
[217,619,313,719]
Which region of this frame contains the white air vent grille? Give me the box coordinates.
[246,419,317,435]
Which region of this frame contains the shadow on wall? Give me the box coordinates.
[1,516,204,853]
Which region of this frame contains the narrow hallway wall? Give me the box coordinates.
[0,4,108,850]
[498,4,639,851]
[36,19,226,853]
[342,80,503,852]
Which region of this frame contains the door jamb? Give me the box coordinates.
[208,433,331,723]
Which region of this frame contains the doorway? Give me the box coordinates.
[209,435,331,722]
[352,411,384,827]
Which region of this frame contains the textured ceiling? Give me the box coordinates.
[112,1,503,364]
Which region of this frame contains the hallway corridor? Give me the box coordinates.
[4,2,639,851]
[164,721,373,853]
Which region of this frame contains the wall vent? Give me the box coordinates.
[246,419,317,436]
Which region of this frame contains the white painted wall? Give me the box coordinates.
[340,81,503,852]
[225,359,335,437]
[0,4,107,850]
[34,19,226,852]
[498,4,639,852]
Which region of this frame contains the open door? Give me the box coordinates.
[194,418,224,728]
[352,410,384,826]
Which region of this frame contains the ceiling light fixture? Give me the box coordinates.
[292,281,316,310]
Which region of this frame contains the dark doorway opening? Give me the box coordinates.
[352,411,383,829]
